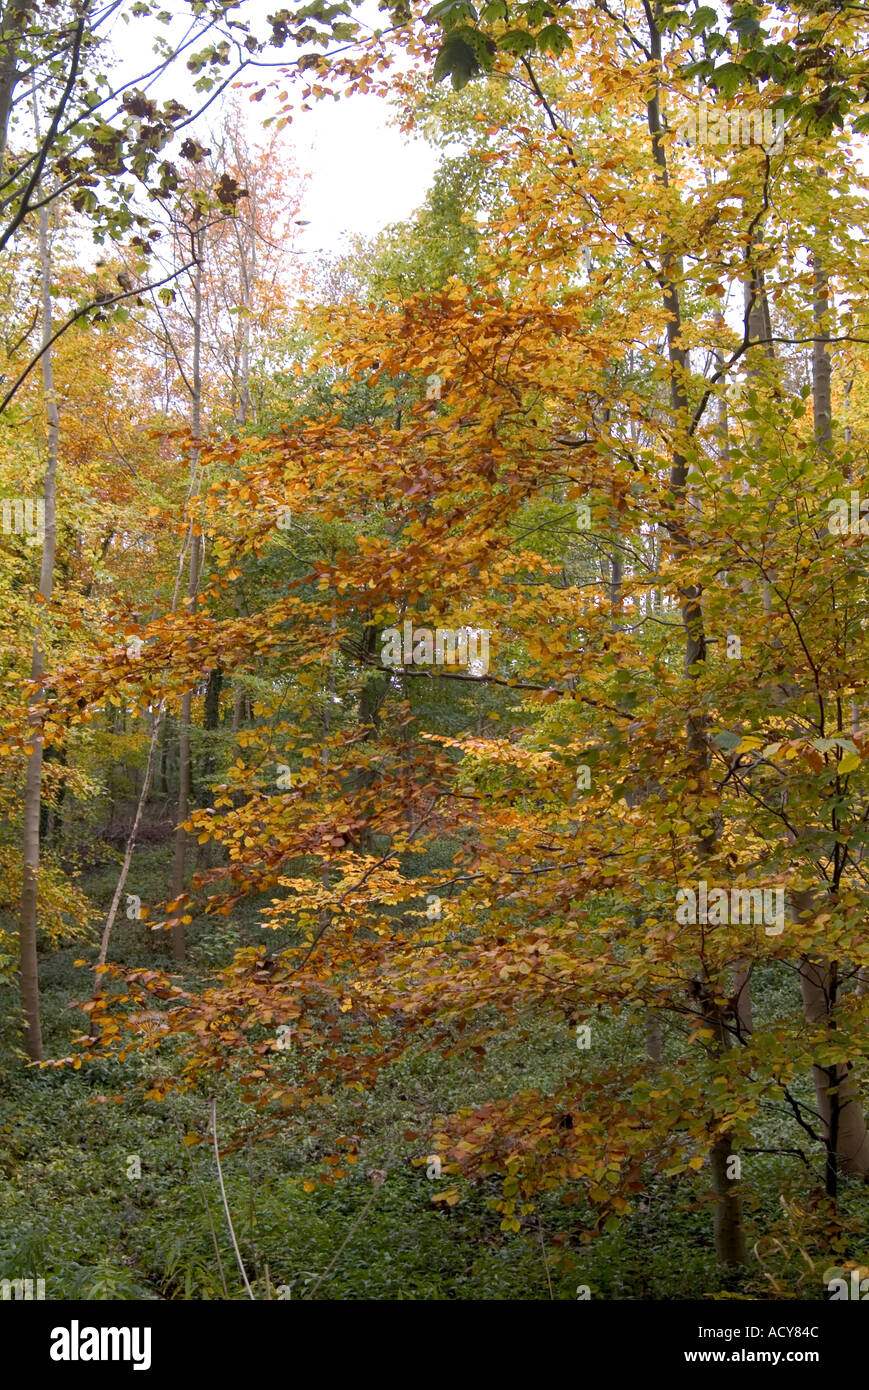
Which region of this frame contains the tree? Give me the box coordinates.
[23,0,869,1281]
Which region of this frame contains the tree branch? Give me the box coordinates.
[0,262,196,414]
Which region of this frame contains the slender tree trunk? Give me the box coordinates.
[0,2,34,174]
[355,618,387,851]
[715,313,753,1038]
[90,706,165,1032]
[160,714,171,797]
[39,741,65,842]
[234,186,254,426]
[793,249,869,1185]
[169,232,205,961]
[18,171,58,1060]
[197,665,222,869]
[733,960,753,1037]
[796,892,869,1187]
[170,691,193,962]
[644,4,744,1264]
[645,1014,662,1066]
[709,1129,748,1266]
[812,249,832,451]
[232,685,244,735]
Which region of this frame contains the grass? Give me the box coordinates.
[0,846,866,1300]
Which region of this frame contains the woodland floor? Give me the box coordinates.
[1,844,864,1300]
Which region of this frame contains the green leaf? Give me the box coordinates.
[711,60,747,97]
[433,33,481,87]
[713,730,741,750]
[536,23,572,56]
[425,0,477,23]
[497,27,537,55]
[691,6,718,32]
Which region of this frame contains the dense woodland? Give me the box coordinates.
[2,0,869,1303]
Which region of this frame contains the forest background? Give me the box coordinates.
[1,0,869,1301]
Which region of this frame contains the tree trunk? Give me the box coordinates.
[732,960,753,1037]
[709,1131,748,1267]
[644,3,744,1264]
[91,706,165,1031]
[169,230,205,961]
[0,2,34,174]
[792,250,869,1187]
[645,1014,662,1066]
[197,666,222,869]
[232,685,245,735]
[18,167,58,1060]
[812,248,832,450]
[160,713,171,796]
[234,181,255,426]
[796,888,869,1186]
[170,689,193,961]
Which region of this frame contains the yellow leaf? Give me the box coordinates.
[432,1185,460,1206]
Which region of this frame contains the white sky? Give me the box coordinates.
[100,0,440,260]
[289,94,439,257]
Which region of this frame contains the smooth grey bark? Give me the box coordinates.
[169,229,205,962]
[0,2,34,174]
[232,179,255,427]
[18,165,57,1059]
[797,933,869,1188]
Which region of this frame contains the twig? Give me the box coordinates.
[537,1215,554,1299]
[175,1119,230,1299]
[743,1145,811,1168]
[90,701,165,1032]
[0,16,86,256]
[0,263,196,413]
[247,1136,261,1286]
[210,1096,255,1300]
